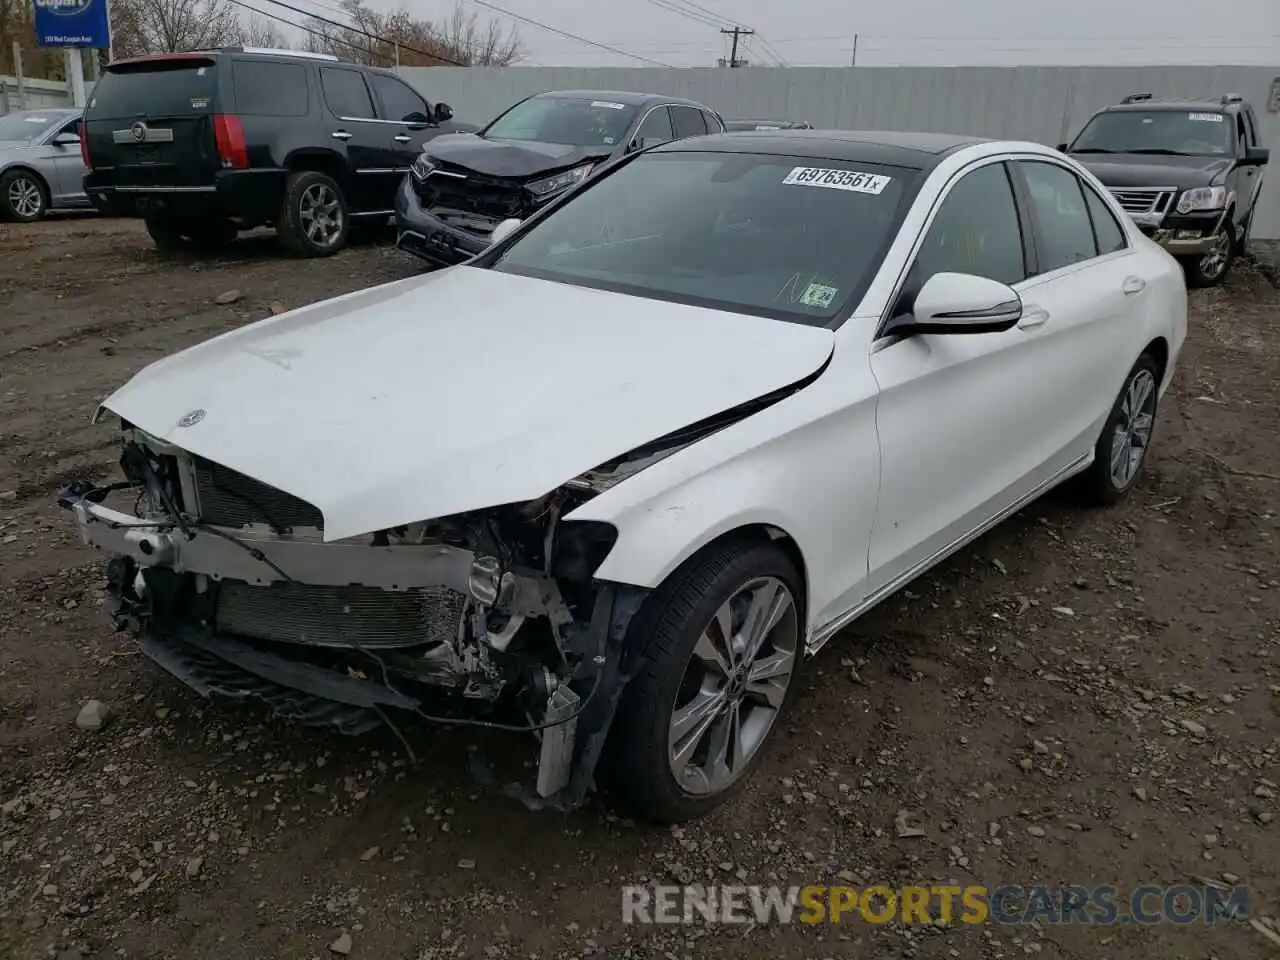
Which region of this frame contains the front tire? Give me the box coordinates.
[0,170,48,222]
[1182,220,1235,288]
[606,538,803,824]
[1073,353,1161,506]
[277,171,349,257]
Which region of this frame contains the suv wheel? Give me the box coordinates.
[1183,220,1235,288]
[144,217,188,252]
[1,170,49,223]
[278,171,349,257]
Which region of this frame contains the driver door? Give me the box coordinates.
[369,72,449,187]
[866,159,1056,594]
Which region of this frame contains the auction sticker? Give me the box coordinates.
[1188,112,1223,122]
[799,282,838,308]
[782,166,891,194]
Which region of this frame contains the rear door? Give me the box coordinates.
[669,105,709,143]
[317,65,389,212]
[83,54,221,188]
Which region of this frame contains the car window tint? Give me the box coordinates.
[670,105,707,139]
[1235,113,1248,152]
[635,106,674,144]
[320,68,375,119]
[370,73,428,122]
[1018,161,1098,272]
[915,162,1026,286]
[1080,181,1127,255]
[57,117,82,138]
[701,110,724,133]
[234,61,308,116]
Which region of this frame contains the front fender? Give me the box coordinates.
[565,340,882,634]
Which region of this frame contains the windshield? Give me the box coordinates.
[0,112,62,142]
[491,151,917,325]
[1070,109,1232,156]
[482,96,637,148]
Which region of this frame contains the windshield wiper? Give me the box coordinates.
[1125,148,1191,156]
[1070,147,1115,153]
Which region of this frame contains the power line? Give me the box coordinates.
[643,0,724,29]
[224,0,386,62]
[249,0,469,65]
[464,0,673,66]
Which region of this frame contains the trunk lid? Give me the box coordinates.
[85,54,222,187]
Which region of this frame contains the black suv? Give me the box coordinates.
[81,47,474,256]
[1060,93,1269,286]
[394,90,725,266]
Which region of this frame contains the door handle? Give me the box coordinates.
[331,130,352,141]
[1121,275,1147,295]
[393,134,412,143]
[1017,305,1050,330]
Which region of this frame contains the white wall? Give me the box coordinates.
[401,65,1280,239]
[0,75,74,113]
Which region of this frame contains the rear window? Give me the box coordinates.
[89,57,217,120]
[234,60,309,116]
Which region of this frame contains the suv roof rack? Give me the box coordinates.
[1220,92,1244,104]
[1120,93,1153,104]
[216,46,342,61]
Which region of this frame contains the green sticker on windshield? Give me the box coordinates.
[800,282,838,308]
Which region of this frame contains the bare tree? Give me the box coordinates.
[0,0,63,78]
[106,0,290,59]
[303,0,520,68]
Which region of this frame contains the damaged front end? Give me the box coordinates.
[59,423,655,811]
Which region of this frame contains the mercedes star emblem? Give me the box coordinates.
[176,409,206,428]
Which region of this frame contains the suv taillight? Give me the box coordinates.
[213,114,248,169]
[78,120,91,171]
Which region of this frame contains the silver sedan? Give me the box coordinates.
[0,108,90,223]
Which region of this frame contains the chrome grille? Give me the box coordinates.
[215,580,467,650]
[1108,187,1175,218]
[193,460,323,531]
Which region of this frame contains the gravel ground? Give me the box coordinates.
[1,217,1278,960]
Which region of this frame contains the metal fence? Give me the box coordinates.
[401,64,1280,239]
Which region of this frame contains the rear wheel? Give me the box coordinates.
[277,171,349,257]
[605,538,803,823]
[184,219,238,250]
[144,216,187,252]
[1073,353,1161,506]
[0,170,48,222]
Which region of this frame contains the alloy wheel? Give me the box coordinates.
[298,183,343,248]
[667,575,798,797]
[1198,230,1231,280]
[7,176,42,219]
[1109,368,1156,489]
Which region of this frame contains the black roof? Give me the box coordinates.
[655,129,989,169]
[531,89,712,110]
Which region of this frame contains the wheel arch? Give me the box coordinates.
[282,148,352,188]
[1141,335,1170,390]
[601,517,813,629]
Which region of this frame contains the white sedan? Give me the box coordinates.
[61,130,1186,823]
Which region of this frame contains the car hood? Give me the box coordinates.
[426,133,614,179]
[1070,153,1231,189]
[100,267,835,542]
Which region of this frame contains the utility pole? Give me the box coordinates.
[720,26,754,68]
[850,33,858,66]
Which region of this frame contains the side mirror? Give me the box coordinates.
[433,102,453,123]
[891,272,1022,337]
[626,137,647,154]
[1056,142,1068,152]
[403,111,430,128]
[489,218,522,247]
[52,133,80,147]
[1244,146,1270,166]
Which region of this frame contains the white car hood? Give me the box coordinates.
[102,266,834,542]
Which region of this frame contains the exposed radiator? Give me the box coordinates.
[193,460,324,531]
[215,580,467,650]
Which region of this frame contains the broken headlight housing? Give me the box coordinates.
[526,163,594,201]
[1175,185,1227,214]
[411,154,436,181]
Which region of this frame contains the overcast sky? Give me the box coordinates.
[352,0,1280,68]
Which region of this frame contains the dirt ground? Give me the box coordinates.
[1,217,1278,960]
